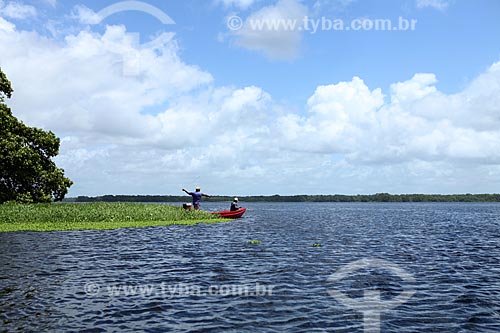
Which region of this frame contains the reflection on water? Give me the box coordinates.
[1,202,500,332]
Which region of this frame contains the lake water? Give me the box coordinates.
[1,202,500,332]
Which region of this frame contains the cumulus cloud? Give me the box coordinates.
[230,0,307,60]
[1,23,213,141]
[0,1,37,19]
[276,77,384,154]
[70,4,100,24]
[0,16,15,31]
[2,15,500,195]
[276,63,500,166]
[0,17,280,194]
[416,0,450,11]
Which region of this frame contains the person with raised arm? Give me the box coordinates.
[182,187,211,210]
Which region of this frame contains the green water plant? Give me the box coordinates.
[248,239,261,245]
[0,202,227,232]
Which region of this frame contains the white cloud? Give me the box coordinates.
[0,16,15,31]
[390,73,437,105]
[70,4,100,24]
[0,1,37,19]
[2,15,500,195]
[416,0,449,10]
[275,77,384,154]
[276,63,500,166]
[0,17,281,194]
[0,20,213,142]
[230,0,307,60]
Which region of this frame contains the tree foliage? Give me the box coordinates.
[0,69,13,102]
[0,67,73,203]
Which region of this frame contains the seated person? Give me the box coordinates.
[230,197,240,211]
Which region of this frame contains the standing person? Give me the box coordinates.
[230,197,240,211]
[182,187,211,210]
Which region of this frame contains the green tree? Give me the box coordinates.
[0,67,73,203]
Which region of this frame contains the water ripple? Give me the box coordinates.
[1,202,500,332]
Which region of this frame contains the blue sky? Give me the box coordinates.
[61,0,500,102]
[1,0,500,196]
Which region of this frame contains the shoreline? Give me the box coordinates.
[65,193,500,203]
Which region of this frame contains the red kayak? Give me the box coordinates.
[210,207,246,218]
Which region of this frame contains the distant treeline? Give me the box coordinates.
[65,193,500,203]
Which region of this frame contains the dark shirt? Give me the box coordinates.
[230,202,240,211]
